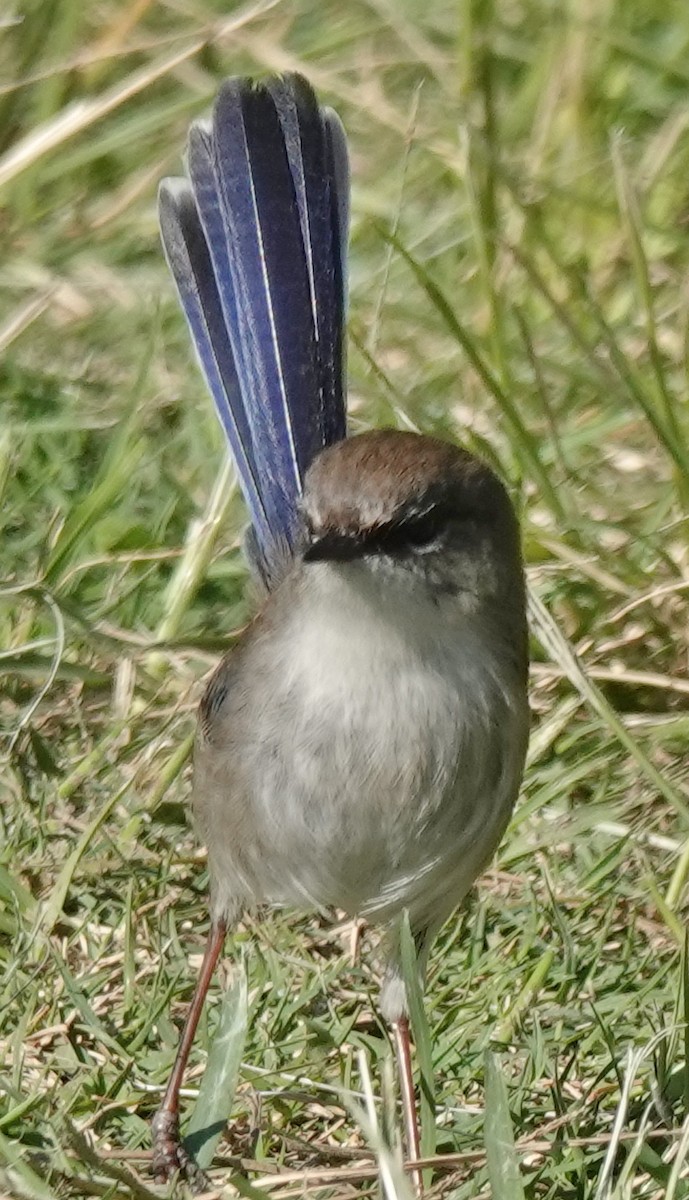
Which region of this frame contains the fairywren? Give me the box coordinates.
[153,73,529,1189]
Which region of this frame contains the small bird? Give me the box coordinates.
[153,73,529,1188]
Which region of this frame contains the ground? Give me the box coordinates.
[2,2,689,1198]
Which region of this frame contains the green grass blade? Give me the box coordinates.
[0,864,36,919]
[611,135,683,451]
[0,1129,58,1199]
[665,1114,689,1200]
[399,913,436,1165]
[528,588,689,826]
[684,929,689,1118]
[185,964,248,1170]
[37,777,131,939]
[493,949,554,1045]
[483,1050,526,1200]
[382,227,565,519]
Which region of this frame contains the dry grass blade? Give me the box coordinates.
[527,589,689,826]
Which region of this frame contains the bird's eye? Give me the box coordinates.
[374,509,447,555]
[404,512,444,547]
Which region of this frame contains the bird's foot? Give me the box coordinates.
[151,1108,211,1193]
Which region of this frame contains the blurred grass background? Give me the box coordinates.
[2,0,689,1197]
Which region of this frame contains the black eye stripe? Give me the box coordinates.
[303,503,478,563]
[368,508,450,553]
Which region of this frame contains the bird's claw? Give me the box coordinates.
[151,1108,211,1193]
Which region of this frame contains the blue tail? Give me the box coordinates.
[159,74,349,588]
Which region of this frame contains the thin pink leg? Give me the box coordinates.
[392,1014,423,1194]
[151,919,226,1188]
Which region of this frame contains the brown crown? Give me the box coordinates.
[302,429,508,536]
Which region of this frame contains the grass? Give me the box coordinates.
[2,0,689,1196]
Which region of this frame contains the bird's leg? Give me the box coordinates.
[391,1014,423,1195]
[151,918,227,1190]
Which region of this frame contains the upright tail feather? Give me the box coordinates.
[159,74,348,587]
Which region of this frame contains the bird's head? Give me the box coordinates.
[301,430,523,606]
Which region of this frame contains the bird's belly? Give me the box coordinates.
[200,602,526,925]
